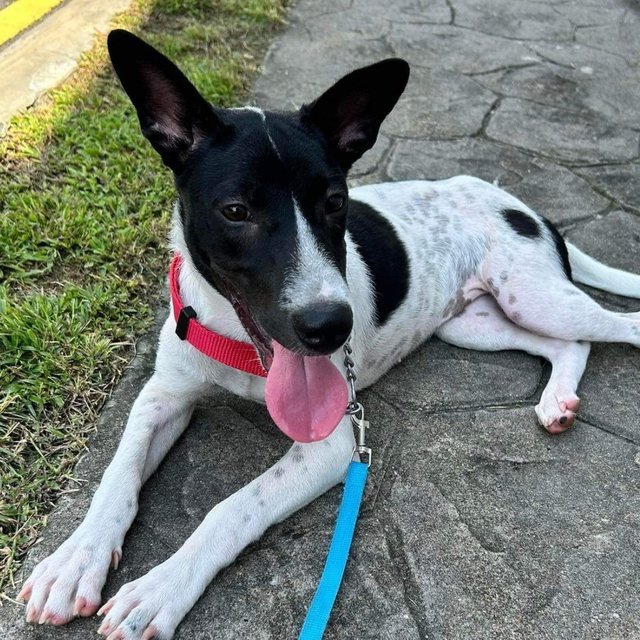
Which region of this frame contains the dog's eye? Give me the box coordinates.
[221,204,250,222]
[326,194,346,214]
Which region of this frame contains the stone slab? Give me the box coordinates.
[473,63,639,129]
[388,22,537,75]
[387,138,610,224]
[383,67,496,139]
[574,164,640,213]
[452,0,575,41]
[373,338,543,413]
[387,407,640,639]
[486,97,639,164]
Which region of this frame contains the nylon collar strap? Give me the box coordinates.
[168,254,267,378]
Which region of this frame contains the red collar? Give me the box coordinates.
[169,254,267,378]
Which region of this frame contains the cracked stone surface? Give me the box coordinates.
[2,1,640,639]
[384,67,497,139]
[485,98,639,164]
[574,164,640,213]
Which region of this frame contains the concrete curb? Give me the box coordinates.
[0,0,133,132]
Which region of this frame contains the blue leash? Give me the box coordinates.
[298,461,369,639]
[298,382,371,640]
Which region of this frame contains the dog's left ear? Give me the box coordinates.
[301,58,410,169]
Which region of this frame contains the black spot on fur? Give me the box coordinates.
[541,217,572,280]
[503,208,540,238]
[487,278,500,297]
[347,199,409,325]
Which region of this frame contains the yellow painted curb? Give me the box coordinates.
[0,0,65,47]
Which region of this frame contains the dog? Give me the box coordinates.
[17,29,640,639]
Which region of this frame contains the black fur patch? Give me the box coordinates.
[502,208,540,238]
[542,217,572,280]
[347,200,409,325]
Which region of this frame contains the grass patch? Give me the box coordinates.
[0,0,288,594]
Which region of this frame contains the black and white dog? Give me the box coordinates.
[19,29,640,639]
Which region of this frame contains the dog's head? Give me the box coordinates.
[108,30,409,441]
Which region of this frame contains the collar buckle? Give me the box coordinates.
[175,305,197,340]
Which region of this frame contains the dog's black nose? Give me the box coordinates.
[292,302,353,354]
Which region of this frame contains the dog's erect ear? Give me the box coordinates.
[301,59,410,169]
[107,29,221,170]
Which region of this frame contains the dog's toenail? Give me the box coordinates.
[559,416,567,424]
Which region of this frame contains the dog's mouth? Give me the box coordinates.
[227,286,274,371]
[224,282,348,443]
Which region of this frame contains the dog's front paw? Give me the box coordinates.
[97,558,195,640]
[535,392,581,435]
[18,526,121,625]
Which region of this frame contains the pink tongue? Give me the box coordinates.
[265,341,348,442]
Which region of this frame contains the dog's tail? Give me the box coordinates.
[567,242,640,299]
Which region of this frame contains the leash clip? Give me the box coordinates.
[349,402,371,467]
[343,340,372,467]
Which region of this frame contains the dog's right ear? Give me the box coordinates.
[107,29,221,171]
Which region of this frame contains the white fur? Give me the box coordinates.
[241,106,282,160]
[567,243,640,299]
[20,176,640,638]
[280,200,351,313]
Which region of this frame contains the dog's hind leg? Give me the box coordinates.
[484,243,640,346]
[18,332,205,626]
[437,296,590,434]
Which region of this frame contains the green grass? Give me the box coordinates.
[0,0,288,595]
